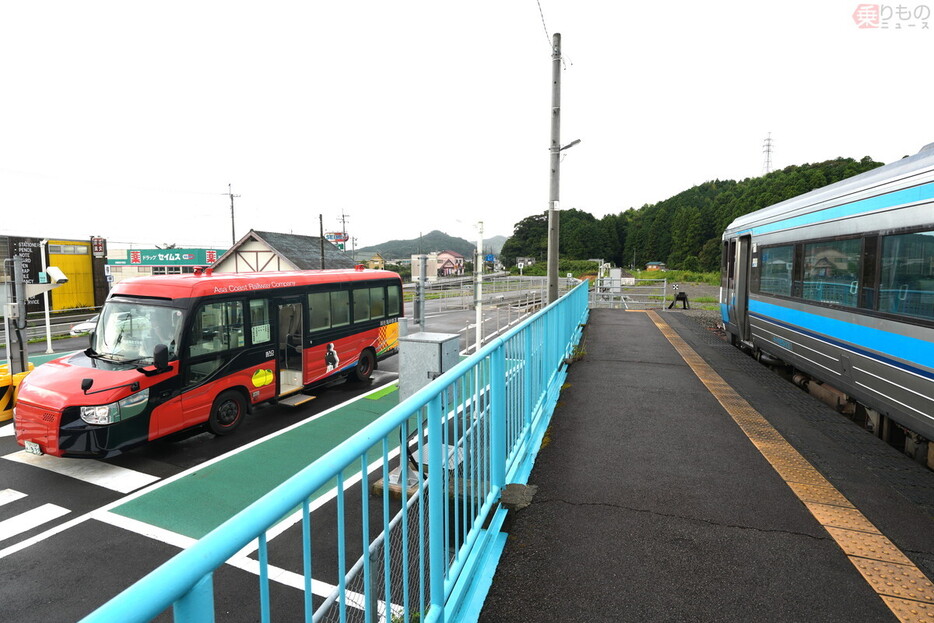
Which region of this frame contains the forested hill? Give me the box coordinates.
[355,230,507,260]
[499,156,884,272]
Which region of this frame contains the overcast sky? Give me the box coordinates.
[1,1,931,251]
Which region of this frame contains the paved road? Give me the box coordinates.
[0,298,535,621]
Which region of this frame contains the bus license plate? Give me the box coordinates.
[24,441,43,456]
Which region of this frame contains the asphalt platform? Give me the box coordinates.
[478,308,934,622]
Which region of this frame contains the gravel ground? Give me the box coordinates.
[660,281,726,338]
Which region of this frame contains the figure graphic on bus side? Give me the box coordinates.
[325,343,340,372]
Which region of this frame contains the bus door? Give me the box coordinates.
[277,301,304,396]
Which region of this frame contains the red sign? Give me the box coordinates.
[130,250,142,264]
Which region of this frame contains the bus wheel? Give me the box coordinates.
[351,349,375,383]
[209,390,246,435]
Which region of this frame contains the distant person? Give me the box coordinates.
[325,343,340,372]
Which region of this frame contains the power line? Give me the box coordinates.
[535,0,553,50]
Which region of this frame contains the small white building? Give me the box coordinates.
[213,230,356,273]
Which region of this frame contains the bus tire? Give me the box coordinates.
[209,390,246,436]
[351,349,375,383]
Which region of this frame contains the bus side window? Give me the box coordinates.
[189,301,244,357]
[353,288,370,323]
[369,286,385,319]
[387,283,401,317]
[309,292,331,331]
[186,300,244,384]
[250,299,272,344]
[331,290,350,327]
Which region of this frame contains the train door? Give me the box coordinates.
[723,235,752,344]
[277,300,304,396]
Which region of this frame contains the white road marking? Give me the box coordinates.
[0,423,15,438]
[0,489,27,506]
[0,381,398,559]
[2,451,160,494]
[94,511,196,550]
[226,552,401,615]
[0,504,70,542]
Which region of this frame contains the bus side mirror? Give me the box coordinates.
[153,344,169,371]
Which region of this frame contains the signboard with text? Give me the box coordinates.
[109,248,225,266]
[10,236,45,312]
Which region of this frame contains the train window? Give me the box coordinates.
[758,245,794,296]
[878,230,934,319]
[721,242,730,291]
[727,240,736,283]
[802,239,862,307]
[859,236,879,310]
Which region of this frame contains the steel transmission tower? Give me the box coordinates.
[762,133,774,175]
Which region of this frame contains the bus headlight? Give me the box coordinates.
[80,389,150,425]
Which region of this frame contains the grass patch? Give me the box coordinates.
[630,269,719,285]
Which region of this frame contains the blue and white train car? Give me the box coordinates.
[721,143,934,441]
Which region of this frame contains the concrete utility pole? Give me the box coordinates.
[319,214,325,269]
[228,184,240,245]
[547,33,562,304]
[546,33,580,304]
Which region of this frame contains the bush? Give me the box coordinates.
[509,259,599,279]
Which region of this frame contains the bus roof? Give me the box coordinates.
[109,268,402,301]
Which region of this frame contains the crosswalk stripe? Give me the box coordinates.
[0,423,15,438]
[2,451,160,494]
[0,504,70,542]
[0,489,27,506]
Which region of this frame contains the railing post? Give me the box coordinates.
[427,394,445,620]
[491,345,506,490]
[523,329,533,428]
[173,573,214,623]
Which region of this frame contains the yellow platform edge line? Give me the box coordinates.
[645,311,934,618]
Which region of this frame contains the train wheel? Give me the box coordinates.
[209,390,246,435]
[351,349,375,383]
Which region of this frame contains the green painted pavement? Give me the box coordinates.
[365,384,400,401]
[112,387,404,539]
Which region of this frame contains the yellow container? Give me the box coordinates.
[1,363,35,423]
[0,372,11,422]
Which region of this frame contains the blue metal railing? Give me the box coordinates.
[82,281,590,623]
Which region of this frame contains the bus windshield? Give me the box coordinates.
[92,302,184,363]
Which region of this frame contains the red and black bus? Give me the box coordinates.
[14,267,403,458]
